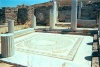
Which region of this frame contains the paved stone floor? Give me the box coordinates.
[15,33,83,61]
[35,26,98,30]
[0,32,92,67]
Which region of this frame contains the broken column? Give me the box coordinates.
[50,1,58,29]
[1,33,14,58]
[31,14,36,29]
[71,0,78,30]
[8,20,14,33]
[78,2,83,19]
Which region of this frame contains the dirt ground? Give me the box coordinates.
[0,60,26,67]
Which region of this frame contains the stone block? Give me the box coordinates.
[1,33,14,58]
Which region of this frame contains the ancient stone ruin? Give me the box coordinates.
[0,0,100,67]
[0,1,100,27]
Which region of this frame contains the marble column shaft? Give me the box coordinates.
[1,33,14,58]
[71,0,78,30]
[50,9,54,29]
[96,12,98,24]
[50,1,58,29]
[8,20,14,33]
[98,11,100,37]
[53,1,58,23]
[31,14,36,29]
[78,2,83,19]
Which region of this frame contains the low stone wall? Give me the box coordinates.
[55,22,71,27]
[77,19,96,28]
[0,25,30,34]
[14,28,34,37]
[92,34,99,67]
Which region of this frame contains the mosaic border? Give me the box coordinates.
[15,37,83,61]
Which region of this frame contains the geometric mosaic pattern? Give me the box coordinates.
[15,33,83,61]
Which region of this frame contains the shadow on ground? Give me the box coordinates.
[85,56,92,61]
[87,42,93,45]
[0,54,3,58]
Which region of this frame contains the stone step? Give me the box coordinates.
[93,42,98,51]
[93,34,98,39]
[92,34,99,67]
[55,22,71,27]
[92,57,99,67]
[92,34,99,57]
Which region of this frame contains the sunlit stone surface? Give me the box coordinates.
[50,1,58,29]
[0,32,92,67]
[71,0,78,30]
[98,12,100,37]
[8,20,14,33]
[14,33,83,60]
[1,33,14,58]
[78,2,83,19]
[50,9,55,29]
[53,1,58,24]
[31,14,36,29]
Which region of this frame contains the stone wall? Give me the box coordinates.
[4,7,17,23]
[0,8,6,24]
[0,5,34,25]
[0,1,100,25]
[77,19,96,27]
[17,5,34,24]
[58,6,71,22]
[0,25,30,34]
[35,6,52,26]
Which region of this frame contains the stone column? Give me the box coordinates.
[1,33,14,58]
[96,12,98,24]
[71,0,78,30]
[50,9,54,29]
[98,11,100,37]
[53,1,58,23]
[50,1,58,29]
[31,14,36,29]
[78,2,83,19]
[8,20,14,33]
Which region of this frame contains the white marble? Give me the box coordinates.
[8,19,14,33]
[1,33,14,58]
[14,28,34,37]
[98,12,100,37]
[53,1,58,24]
[50,9,55,29]
[0,32,92,67]
[50,1,58,29]
[14,33,83,60]
[78,2,83,19]
[31,14,36,29]
[71,0,78,30]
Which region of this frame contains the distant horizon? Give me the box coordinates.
[0,0,50,8]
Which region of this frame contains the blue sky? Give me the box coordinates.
[0,0,50,8]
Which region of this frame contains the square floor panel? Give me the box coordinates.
[15,33,83,61]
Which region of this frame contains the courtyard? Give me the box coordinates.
[0,32,92,67]
[0,0,99,67]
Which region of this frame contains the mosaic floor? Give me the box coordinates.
[15,33,83,61]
